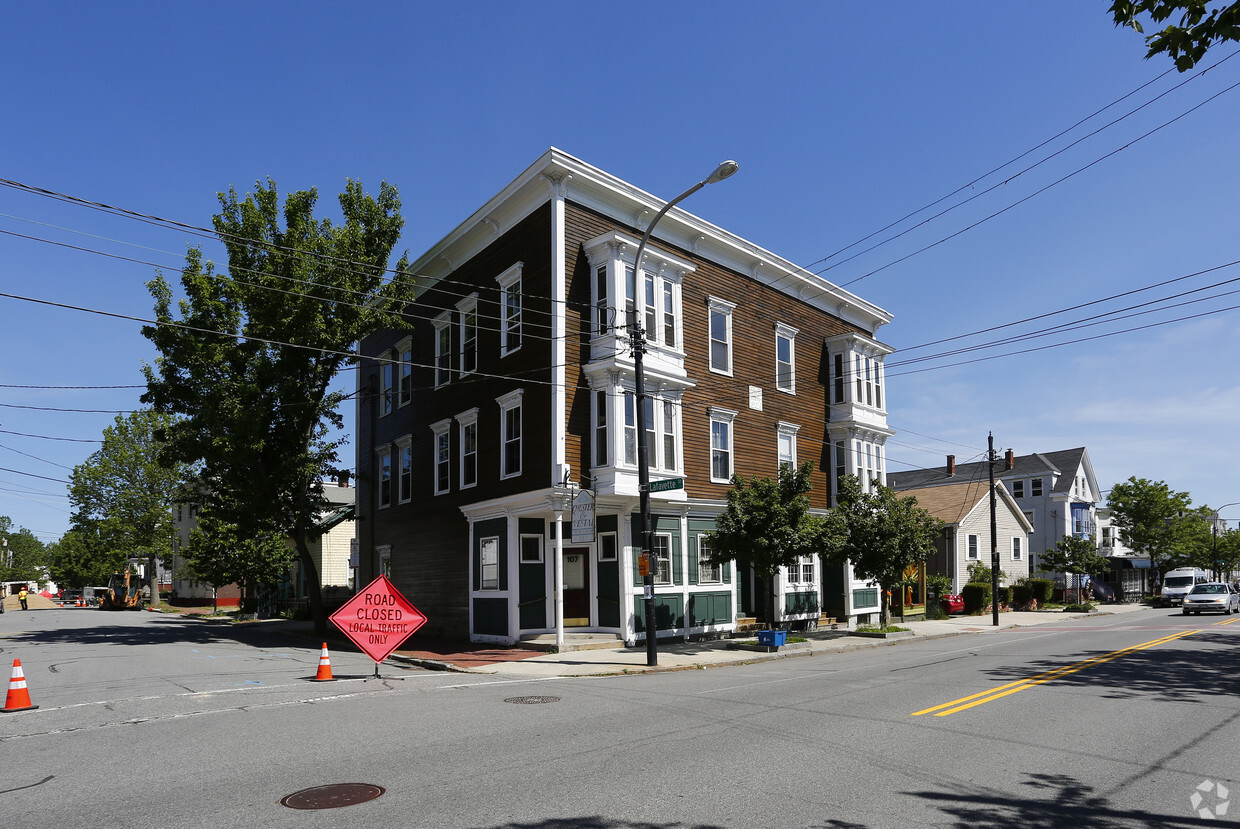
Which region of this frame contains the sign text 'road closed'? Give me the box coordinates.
[329,575,428,663]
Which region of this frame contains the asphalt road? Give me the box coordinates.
[2,606,1237,828]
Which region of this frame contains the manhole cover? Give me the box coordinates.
[281,783,386,810]
[504,695,560,704]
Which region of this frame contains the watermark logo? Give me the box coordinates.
[1190,779,1230,820]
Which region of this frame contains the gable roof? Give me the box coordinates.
[898,480,1034,533]
[888,447,1092,497]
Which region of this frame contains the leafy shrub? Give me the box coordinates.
[1063,602,1095,613]
[995,586,1013,607]
[1029,578,1054,603]
[962,582,992,613]
[1012,583,1034,606]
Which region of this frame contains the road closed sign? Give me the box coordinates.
[329,574,428,663]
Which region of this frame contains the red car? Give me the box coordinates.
[940,594,965,614]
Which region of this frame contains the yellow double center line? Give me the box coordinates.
[912,629,1200,717]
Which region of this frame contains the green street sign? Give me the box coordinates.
[648,478,684,493]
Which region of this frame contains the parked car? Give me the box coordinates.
[1181,583,1240,615]
[940,594,965,614]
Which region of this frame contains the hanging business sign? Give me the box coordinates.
[571,489,596,543]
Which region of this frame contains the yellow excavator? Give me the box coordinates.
[99,568,144,610]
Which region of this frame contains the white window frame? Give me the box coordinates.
[594,389,608,469]
[479,537,500,590]
[433,311,452,388]
[653,533,672,586]
[395,435,413,504]
[599,532,618,562]
[967,534,979,560]
[396,336,413,408]
[786,555,814,586]
[497,262,523,357]
[1012,537,1023,561]
[623,391,679,473]
[520,534,543,564]
[1013,480,1025,498]
[431,419,451,495]
[498,389,523,479]
[457,408,479,490]
[1031,478,1043,497]
[709,407,737,484]
[380,350,395,416]
[594,264,610,336]
[775,323,798,393]
[632,263,683,350]
[698,535,721,584]
[457,293,478,376]
[707,297,735,375]
[777,422,799,476]
[377,446,392,509]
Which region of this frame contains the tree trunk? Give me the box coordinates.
[147,551,161,609]
[297,537,327,639]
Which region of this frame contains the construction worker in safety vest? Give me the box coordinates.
[18,587,29,610]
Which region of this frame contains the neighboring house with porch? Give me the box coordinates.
[354,148,896,646]
[893,479,1033,596]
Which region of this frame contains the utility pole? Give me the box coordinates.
[633,318,658,666]
[988,433,1000,627]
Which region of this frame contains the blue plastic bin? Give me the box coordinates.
[757,630,786,647]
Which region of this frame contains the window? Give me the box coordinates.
[662,281,676,347]
[622,392,678,472]
[710,407,737,482]
[787,555,814,585]
[777,422,799,476]
[594,266,609,335]
[626,262,682,349]
[775,323,797,393]
[377,447,392,508]
[698,535,721,583]
[431,420,450,495]
[480,537,499,590]
[1013,480,1025,498]
[396,436,412,504]
[434,312,452,387]
[599,532,618,562]
[1031,478,1043,497]
[833,353,845,403]
[497,262,523,356]
[498,390,523,478]
[397,337,413,407]
[834,441,847,504]
[873,359,883,409]
[520,534,543,564]
[653,534,672,585]
[967,534,979,559]
[457,409,478,490]
[1012,537,1023,561]
[380,351,395,416]
[457,295,477,376]
[594,390,608,468]
[708,297,734,374]
[623,392,637,465]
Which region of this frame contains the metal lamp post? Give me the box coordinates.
[550,471,577,651]
[633,160,738,667]
[1211,503,1240,581]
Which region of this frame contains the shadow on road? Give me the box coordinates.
[904,771,1229,828]
[0,613,304,651]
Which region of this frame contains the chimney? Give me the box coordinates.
[337,469,351,488]
[1005,449,1014,471]
[947,455,955,476]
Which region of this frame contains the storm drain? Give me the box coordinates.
[504,695,560,705]
[281,783,386,810]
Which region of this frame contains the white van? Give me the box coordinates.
[1160,568,1211,606]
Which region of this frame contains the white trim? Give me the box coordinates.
[497,262,524,357]
[395,434,413,504]
[707,296,735,376]
[430,419,451,496]
[456,407,479,490]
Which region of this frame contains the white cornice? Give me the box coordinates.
[408,148,893,335]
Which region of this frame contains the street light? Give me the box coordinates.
[633,160,738,667]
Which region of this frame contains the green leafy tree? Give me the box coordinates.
[1110,1,1240,70]
[66,409,188,607]
[1106,477,1198,574]
[142,178,416,636]
[1039,536,1111,604]
[706,462,830,628]
[0,517,47,584]
[822,477,944,628]
[1212,526,1240,579]
[184,510,295,614]
[47,528,121,589]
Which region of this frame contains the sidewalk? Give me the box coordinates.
[386,602,1153,678]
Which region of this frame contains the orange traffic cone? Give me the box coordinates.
[310,643,335,681]
[2,659,38,712]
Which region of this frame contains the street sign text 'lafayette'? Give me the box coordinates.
[329,575,427,663]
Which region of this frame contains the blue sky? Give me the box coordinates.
[4,2,1240,543]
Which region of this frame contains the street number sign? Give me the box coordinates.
[329,574,427,663]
